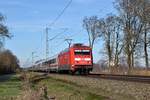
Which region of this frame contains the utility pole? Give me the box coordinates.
[65,39,73,48]
[46,27,50,61]
[31,51,39,71]
[32,51,36,72]
[32,52,35,66]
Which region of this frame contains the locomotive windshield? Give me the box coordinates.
[74,50,90,55]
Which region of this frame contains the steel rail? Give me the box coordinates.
[87,74,150,84]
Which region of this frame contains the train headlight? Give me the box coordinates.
[84,58,91,61]
[75,58,81,61]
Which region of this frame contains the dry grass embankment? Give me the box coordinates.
[48,73,150,100]
[0,72,106,100]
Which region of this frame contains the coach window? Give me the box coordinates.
[74,50,90,55]
[50,59,56,64]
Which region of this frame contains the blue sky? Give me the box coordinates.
[0,0,115,67]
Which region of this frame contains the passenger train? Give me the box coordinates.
[33,43,93,74]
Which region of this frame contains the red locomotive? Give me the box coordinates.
[36,43,93,74]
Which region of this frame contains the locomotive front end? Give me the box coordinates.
[70,44,93,74]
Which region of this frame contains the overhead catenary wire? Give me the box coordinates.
[49,40,66,56]
[48,0,73,27]
[45,0,72,61]
[49,28,68,41]
[23,54,33,68]
[26,0,73,67]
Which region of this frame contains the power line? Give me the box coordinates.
[45,28,68,60]
[50,40,66,55]
[48,0,72,27]
[45,0,72,60]
[49,28,68,41]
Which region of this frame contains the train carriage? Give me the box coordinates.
[45,55,59,72]
[36,43,93,74]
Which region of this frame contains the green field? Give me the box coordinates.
[0,73,105,100]
[0,74,22,100]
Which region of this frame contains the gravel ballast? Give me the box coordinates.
[48,74,150,100]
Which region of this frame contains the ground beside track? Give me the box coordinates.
[37,76,106,100]
[0,73,149,100]
[48,73,150,100]
[0,73,106,100]
[0,74,22,100]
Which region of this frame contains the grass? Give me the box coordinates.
[0,74,22,100]
[0,73,106,100]
[37,77,105,100]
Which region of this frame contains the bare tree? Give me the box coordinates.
[135,0,150,69]
[111,16,124,70]
[115,0,145,73]
[0,13,11,49]
[83,16,101,49]
[97,15,124,72]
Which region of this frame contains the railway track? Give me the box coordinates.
[29,71,150,84]
[87,74,150,84]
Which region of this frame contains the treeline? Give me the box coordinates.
[0,50,20,74]
[0,13,20,74]
[83,0,150,73]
